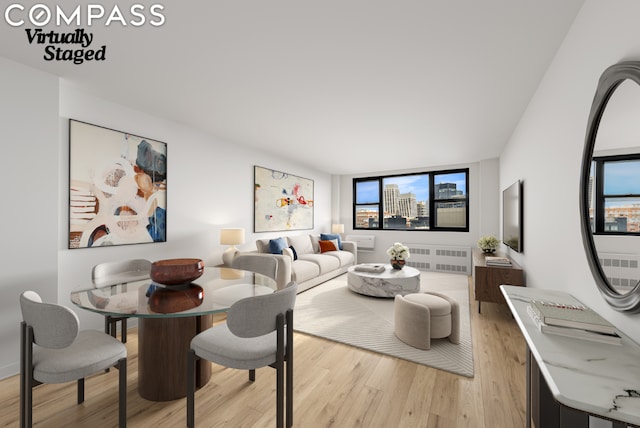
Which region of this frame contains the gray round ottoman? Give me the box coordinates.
[394,292,460,350]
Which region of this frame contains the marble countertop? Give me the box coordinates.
[501,285,640,426]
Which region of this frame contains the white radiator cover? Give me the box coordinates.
[598,252,640,293]
[405,244,471,275]
[345,234,375,251]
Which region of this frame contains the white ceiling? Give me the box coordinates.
[0,1,584,174]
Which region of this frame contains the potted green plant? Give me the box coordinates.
[477,235,499,253]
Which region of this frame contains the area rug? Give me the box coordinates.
[293,271,474,377]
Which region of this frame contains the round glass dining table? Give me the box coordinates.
[70,267,278,401]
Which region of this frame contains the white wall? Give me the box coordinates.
[0,63,333,379]
[57,86,334,328]
[337,158,500,263]
[478,158,500,239]
[500,0,640,342]
[0,57,59,378]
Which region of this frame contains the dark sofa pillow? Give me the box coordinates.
[268,237,287,254]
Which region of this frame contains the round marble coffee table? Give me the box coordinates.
[347,264,420,297]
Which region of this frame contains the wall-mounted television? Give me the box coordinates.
[502,180,523,253]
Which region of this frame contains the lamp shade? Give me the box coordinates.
[331,224,344,234]
[220,228,245,245]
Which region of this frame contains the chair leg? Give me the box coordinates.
[23,324,34,428]
[186,349,196,428]
[118,358,127,428]
[276,313,285,428]
[25,378,32,428]
[20,322,28,428]
[249,369,255,382]
[286,310,294,428]
[121,318,127,343]
[77,378,85,404]
[104,317,114,373]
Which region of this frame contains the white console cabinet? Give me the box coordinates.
[501,286,640,428]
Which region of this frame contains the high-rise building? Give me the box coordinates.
[435,182,462,199]
[398,192,417,219]
[384,184,400,216]
[417,200,428,217]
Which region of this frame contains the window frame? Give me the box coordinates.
[353,179,381,229]
[592,154,640,236]
[353,168,469,232]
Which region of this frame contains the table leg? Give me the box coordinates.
[526,347,531,428]
[138,314,213,401]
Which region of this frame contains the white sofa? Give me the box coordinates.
[241,234,357,293]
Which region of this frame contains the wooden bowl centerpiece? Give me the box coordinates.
[150,258,204,286]
[148,284,204,313]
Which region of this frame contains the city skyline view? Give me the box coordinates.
[356,172,467,206]
[589,159,640,232]
[354,171,468,230]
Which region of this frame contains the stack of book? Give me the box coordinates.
[354,264,386,273]
[485,256,512,267]
[527,300,622,345]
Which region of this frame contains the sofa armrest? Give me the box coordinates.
[342,240,358,265]
[270,253,292,289]
[234,251,292,289]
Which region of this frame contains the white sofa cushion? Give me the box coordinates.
[256,238,271,254]
[298,254,340,274]
[309,234,320,253]
[324,250,355,267]
[291,260,320,283]
[287,234,314,255]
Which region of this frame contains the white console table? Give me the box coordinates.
[501,285,640,428]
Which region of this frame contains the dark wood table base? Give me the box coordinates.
[138,314,213,401]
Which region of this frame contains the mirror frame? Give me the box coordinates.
[580,61,640,312]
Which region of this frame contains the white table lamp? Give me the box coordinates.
[220,228,245,266]
[332,224,344,234]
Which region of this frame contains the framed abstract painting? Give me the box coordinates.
[68,119,167,249]
[254,166,314,232]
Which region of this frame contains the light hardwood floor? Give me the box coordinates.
[1,278,527,427]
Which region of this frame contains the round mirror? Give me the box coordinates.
[580,61,640,312]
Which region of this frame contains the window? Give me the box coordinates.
[353,169,469,231]
[354,180,380,229]
[590,155,640,234]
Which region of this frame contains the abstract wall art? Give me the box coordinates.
[69,119,167,249]
[254,166,314,232]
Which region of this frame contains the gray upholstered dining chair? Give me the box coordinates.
[92,258,152,343]
[186,282,297,428]
[19,291,127,428]
[231,253,279,279]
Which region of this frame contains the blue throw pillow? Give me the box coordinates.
[269,237,288,254]
[320,233,342,250]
